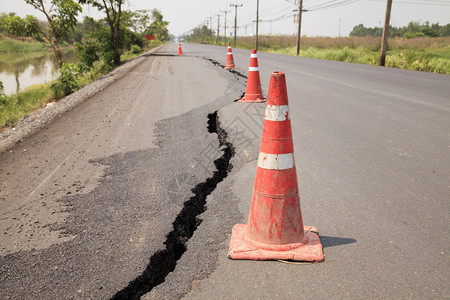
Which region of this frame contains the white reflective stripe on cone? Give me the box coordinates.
[265,105,290,121]
[257,153,295,170]
[251,53,258,58]
[227,53,233,55]
[248,67,259,71]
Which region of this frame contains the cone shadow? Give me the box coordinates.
[319,236,357,248]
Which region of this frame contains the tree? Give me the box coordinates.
[146,9,169,41]
[78,0,125,66]
[131,9,151,34]
[3,15,25,36]
[1,14,39,38]
[25,0,82,68]
[187,25,214,44]
[23,15,40,37]
[349,24,367,37]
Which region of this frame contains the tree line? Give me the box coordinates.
[0,0,170,69]
[350,21,450,38]
[184,25,216,44]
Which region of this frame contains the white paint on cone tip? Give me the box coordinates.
[249,67,259,71]
[257,153,295,170]
[265,105,290,121]
[251,53,258,58]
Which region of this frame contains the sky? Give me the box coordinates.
[1,0,450,37]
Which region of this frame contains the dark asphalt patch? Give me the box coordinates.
[0,98,229,299]
[111,112,235,300]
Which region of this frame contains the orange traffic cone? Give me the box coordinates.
[228,71,324,262]
[238,49,265,103]
[224,44,236,69]
[177,42,183,55]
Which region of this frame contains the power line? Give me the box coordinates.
[307,0,360,12]
[365,0,450,5]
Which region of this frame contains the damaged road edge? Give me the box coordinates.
[111,111,235,300]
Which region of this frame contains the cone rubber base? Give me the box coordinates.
[228,224,324,262]
[238,95,266,103]
[224,65,236,69]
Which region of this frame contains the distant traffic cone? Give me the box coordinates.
[177,42,183,55]
[224,44,236,69]
[228,71,324,262]
[238,49,265,103]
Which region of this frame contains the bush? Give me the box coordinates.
[51,63,80,97]
[76,40,99,72]
[0,81,7,106]
[129,44,142,54]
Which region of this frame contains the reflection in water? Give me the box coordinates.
[0,50,77,95]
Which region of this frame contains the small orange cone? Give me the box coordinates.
[238,49,265,103]
[228,71,324,262]
[177,42,183,55]
[224,44,236,69]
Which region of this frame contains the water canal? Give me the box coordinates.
[0,49,77,96]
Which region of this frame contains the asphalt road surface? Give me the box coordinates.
[1,42,449,299]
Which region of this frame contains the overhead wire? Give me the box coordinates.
[193,0,450,36]
[365,0,450,5]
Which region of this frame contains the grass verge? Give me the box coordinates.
[260,46,450,74]
[0,38,48,53]
[226,36,450,74]
[0,84,54,128]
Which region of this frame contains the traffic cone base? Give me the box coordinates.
[238,94,266,103]
[224,64,236,70]
[228,225,324,262]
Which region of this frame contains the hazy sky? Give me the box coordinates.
[1,0,450,37]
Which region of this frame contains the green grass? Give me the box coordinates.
[0,66,107,130]
[260,46,450,74]
[225,36,450,74]
[0,39,48,53]
[423,47,450,60]
[0,84,55,129]
[386,49,450,73]
[120,51,141,62]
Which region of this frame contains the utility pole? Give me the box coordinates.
[379,0,393,66]
[209,15,213,40]
[294,0,304,56]
[230,3,243,48]
[256,0,260,50]
[216,14,221,44]
[221,9,231,46]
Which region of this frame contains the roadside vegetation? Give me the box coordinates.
[0,3,171,130]
[185,21,450,75]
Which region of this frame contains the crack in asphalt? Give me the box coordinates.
[206,58,248,80]
[111,111,235,300]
